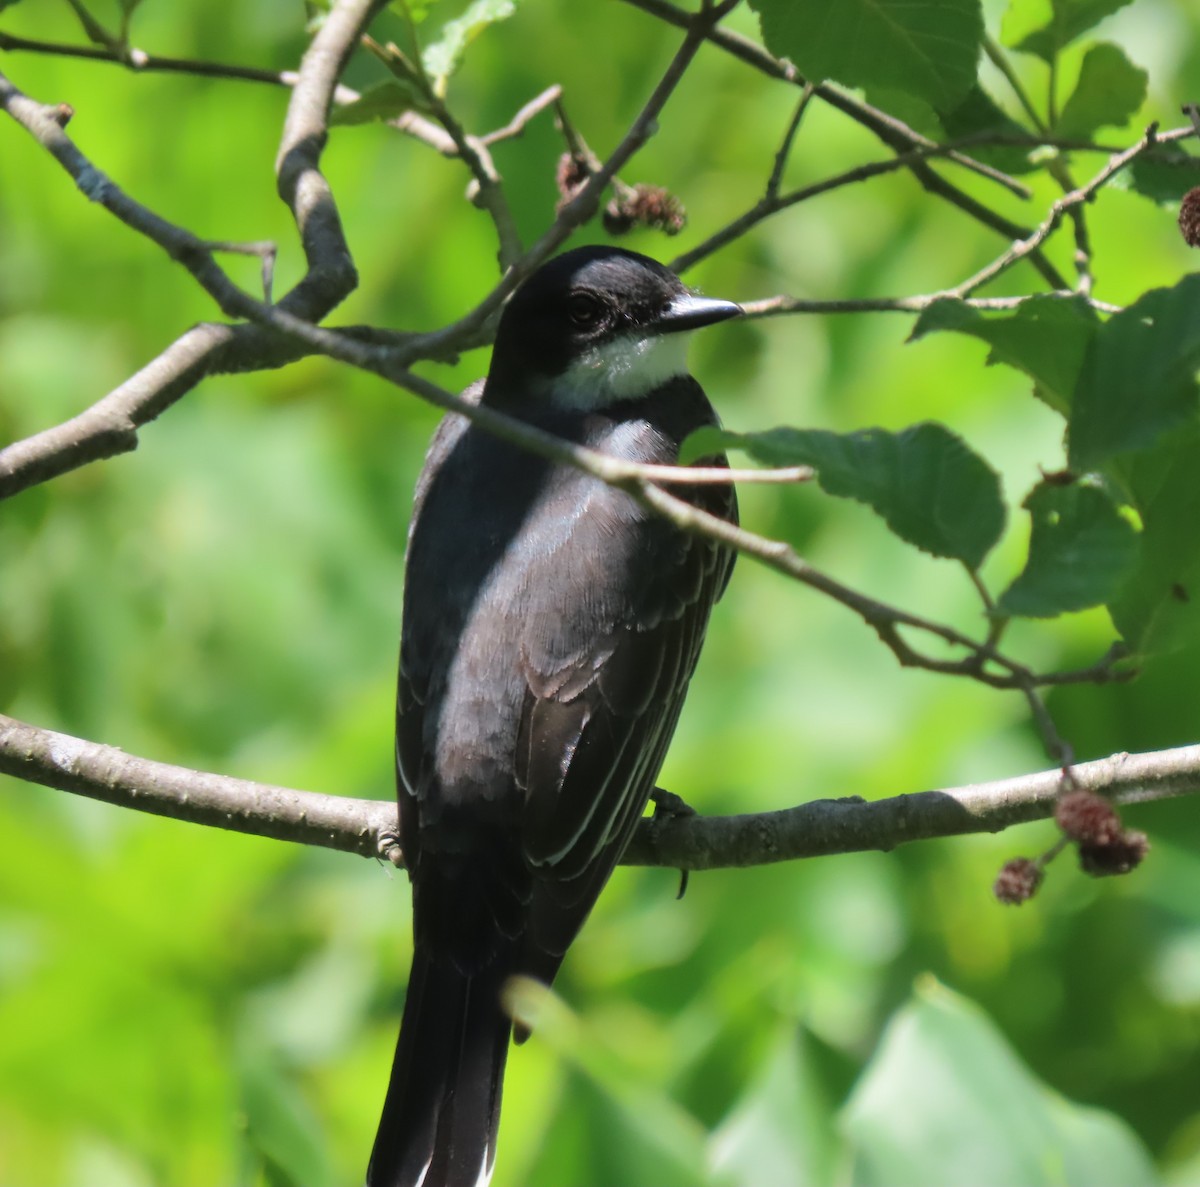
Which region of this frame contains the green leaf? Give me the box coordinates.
[841,978,1161,1187]
[517,979,711,1185]
[1067,274,1200,473]
[1055,43,1147,139]
[997,481,1139,617]
[1108,427,1200,654]
[709,1028,837,1187]
[910,295,1097,416]
[748,0,984,109]
[865,84,1041,178]
[1119,148,1200,204]
[239,1047,335,1187]
[329,79,428,126]
[423,0,518,94]
[688,422,1005,569]
[1011,0,1134,63]
[865,89,943,140]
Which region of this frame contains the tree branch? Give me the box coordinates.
[0,28,350,90]
[0,235,1125,693]
[0,1,733,503]
[949,123,1193,298]
[0,323,238,496]
[0,712,1191,870]
[0,29,561,158]
[272,0,379,319]
[0,320,392,498]
[0,67,252,316]
[0,0,384,498]
[0,713,399,860]
[0,0,374,321]
[0,44,1141,699]
[670,133,1118,277]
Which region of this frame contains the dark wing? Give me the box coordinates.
[510,397,736,987]
[396,377,734,991]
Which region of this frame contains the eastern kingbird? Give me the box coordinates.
[367,246,741,1187]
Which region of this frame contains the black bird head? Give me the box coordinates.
[485,246,742,411]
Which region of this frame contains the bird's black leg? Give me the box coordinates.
[649,787,695,899]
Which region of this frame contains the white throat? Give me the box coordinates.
[547,331,692,410]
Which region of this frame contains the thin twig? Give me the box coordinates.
[640,464,813,485]
[61,0,118,52]
[204,238,278,302]
[384,0,747,366]
[619,0,1089,289]
[0,68,248,317]
[983,36,1047,135]
[740,291,1124,317]
[480,84,563,145]
[629,479,1127,691]
[672,133,1080,276]
[0,29,561,159]
[362,33,523,268]
[1020,681,1076,770]
[765,84,815,198]
[429,100,524,269]
[967,570,1075,768]
[0,29,334,89]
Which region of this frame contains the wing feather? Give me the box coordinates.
[397,377,736,995]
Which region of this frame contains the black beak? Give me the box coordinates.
[653,292,743,335]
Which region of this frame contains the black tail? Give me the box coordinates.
[367,948,512,1187]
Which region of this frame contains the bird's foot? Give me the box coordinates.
[649,787,695,900]
[649,786,696,821]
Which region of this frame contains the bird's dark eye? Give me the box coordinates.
[566,292,604,330]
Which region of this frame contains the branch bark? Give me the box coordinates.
[0,712,1192,870]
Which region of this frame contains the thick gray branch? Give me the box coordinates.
[0,713,1191,870]
[0,713,396,858]
[273,0,377,318]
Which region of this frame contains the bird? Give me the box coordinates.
[367,245,742,1187]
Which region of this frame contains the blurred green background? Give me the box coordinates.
[2,1,1200,1184]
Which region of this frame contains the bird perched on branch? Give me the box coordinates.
[367,245,741,1187]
